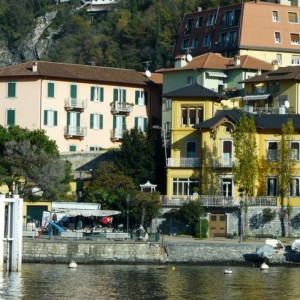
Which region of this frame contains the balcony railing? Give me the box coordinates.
[167,157,200,167]
[162,195,278,207]
[213,157,233,168]
[243,106,295,115]
[110,129,124,142]
[65,98,87,111]
[110,102,134,115]
[64,126,87,139]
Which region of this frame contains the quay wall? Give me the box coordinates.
[4,238,300,265]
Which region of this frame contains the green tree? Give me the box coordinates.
[278,119,296,236]
[115,128,156,187]
[232,114,259,197]
[262,207,277,235]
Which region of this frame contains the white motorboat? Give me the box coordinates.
[291,239,300,252]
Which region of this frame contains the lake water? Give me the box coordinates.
[1,263,300,300]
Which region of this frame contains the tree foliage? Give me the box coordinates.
[115,129,156,187]
[232,114,259,197]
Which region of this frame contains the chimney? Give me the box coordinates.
[198,7,202,12]
[32,62,38,72]
[257,68,261,75]
[234,55,240,66]
[272,60,279,71]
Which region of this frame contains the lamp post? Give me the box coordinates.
[239,193,243,243]
[126,194,130,234]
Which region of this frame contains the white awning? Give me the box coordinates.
[206,71,227,78]
[57,209,121,217]
[243,94,270,101]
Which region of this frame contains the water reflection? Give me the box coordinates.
[1,264,300,299]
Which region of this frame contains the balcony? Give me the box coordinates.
[213,157,232,168]
[65,98,87,111]
[167,157,200,167]
[64,126,87,140]
[110,102,134,115]
[243,106,295,115]
[110,129,124,142]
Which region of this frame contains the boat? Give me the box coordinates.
[68,260,78,268]
[260,262,269,270]
[224,269,232,274]
[256,244,274,260]
[265,239,285,254]
[291,239,300,252]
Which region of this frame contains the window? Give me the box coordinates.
[69,145,76,152]
[222,178,232,197]
[291,33,300,45]
[207,14,216,26]
[191,38,199,49]
[195,16,203,28]
[222,140,233,167]
[267,142,278,160]
[186,141,197,158]
[229,31,237,45]
[70,84,77,99]
[181,106,204,126]
[113,88,126,103]
[44,110,57,126]
[222,11,234,27]
[273,11,279,22]
[184,18,194,35]
[290,178,300,196]
[203,34,212,47]
[135,117,148,132]
[7,82,16,98]
[90,146,102,151]
[181,39,190,50]
[47,82,55,98]
[291,142,300,160]
[90,114,103,129]
[187,76,194,86]
[292,55,300,65]
[288,12,298,23]
[276,54,282,65]
[275,32,281,43]
[90,86,104,102]
[219,32,229,47]
[165,98,171,109]
[113,115,126,138]
[267,177,277,196]
[172,178,200,196]
[135,90,147,105]
[6,109,15,125]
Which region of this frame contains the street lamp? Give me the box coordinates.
[239,193,243,243]
[126,194,130,234]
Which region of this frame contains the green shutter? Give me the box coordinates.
[113,89,118,102]
[123,89,126,103]
[135,91,139,104]
[44,110,48,125]
[70,85,77,99]
[100,87,104,102]
[54,111,58,126]
[8,82,16,98]
[144,118,148,132]
[100,114,103,129]
[90,114,94,128]
[91,87,95,101]
[122,116,126,130]
[113,115,116,129]
[7,110,15,125]
[67,112,70,126]
[69,145,76,152]
[48,82,54,98]
[76,113,80,126]
[135,117,138,129]
[144,91,148,105]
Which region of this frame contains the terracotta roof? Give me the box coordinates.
[163,83,227,100]
[157,53,272,73]
[194,109,300,130]
[242,66,300,83]
[147,72,163,84]
[0,61,151,86]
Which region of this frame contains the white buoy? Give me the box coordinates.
[68,260,77,268]
[260,262,269,270]
[224,269,232,274]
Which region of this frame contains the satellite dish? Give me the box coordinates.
[145,70,152,78]
[186,54,193,62]
[285,101,290,108]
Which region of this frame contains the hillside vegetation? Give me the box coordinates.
[0,0,240,71]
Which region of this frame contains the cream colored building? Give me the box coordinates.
[0,61,162,153]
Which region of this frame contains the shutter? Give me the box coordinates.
[123,89,126,103]
[144,118,148,132]
[100,114,103,129]
[144,91,148,105]
[135,91,139,104]
[7,110,15,125]
[76,113,80,127]
[122,116,126,130]
[67,112,70,126]
[71,85,77,99]
[54,111,58,126]
[90,114,94,128]
[91,87,95,101]
[113,115,116,129]
[8,82,16,97]
[44,110,48,125]
[48,82,54,98]
[100,87,104,102]
[113,89,118,102]
[135,117,138,129]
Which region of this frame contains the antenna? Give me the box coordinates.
[285,101,290,109]
[142,61,152,77]
[185,48,193,62]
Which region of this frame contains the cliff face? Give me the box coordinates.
[0,12,57,67]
